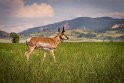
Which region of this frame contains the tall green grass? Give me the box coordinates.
[0,42,123,83]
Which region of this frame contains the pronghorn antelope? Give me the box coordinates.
[24,27,69,63]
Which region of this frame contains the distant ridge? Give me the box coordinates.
[0,30,9,38]
[20,16,124,35]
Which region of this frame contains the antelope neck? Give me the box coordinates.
[54,35,61,42]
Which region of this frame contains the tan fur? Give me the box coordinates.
[24,27,68,63]
[29,37,59,49]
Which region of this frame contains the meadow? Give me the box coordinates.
[0,42,123,83]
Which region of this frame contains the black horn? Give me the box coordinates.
[62,26,65,33]
[58,28,61,32]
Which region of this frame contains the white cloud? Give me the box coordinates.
[14,3,54,18]
[0,24,34,33]
[0,0,55,32]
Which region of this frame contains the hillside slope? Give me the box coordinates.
[20,17,124,35]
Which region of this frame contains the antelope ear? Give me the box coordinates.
[62,26,65,33]
[58,28,61,32]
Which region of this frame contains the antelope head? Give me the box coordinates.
[57,26,69,40]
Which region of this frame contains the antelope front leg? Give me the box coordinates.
[50,50,57,64]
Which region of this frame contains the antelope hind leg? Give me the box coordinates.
[24,46,35,61]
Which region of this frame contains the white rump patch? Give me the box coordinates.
[26,37,31,43]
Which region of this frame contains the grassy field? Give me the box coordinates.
[0,42,123,83]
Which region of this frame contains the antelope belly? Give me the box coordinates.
[36,42,51,48]
[43,48,50,51]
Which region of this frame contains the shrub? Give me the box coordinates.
[10,32,19,43]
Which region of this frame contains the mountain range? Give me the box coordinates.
[0,16,124,42]
[20,17,124,35]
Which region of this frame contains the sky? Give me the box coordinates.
[0,0,124,33]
